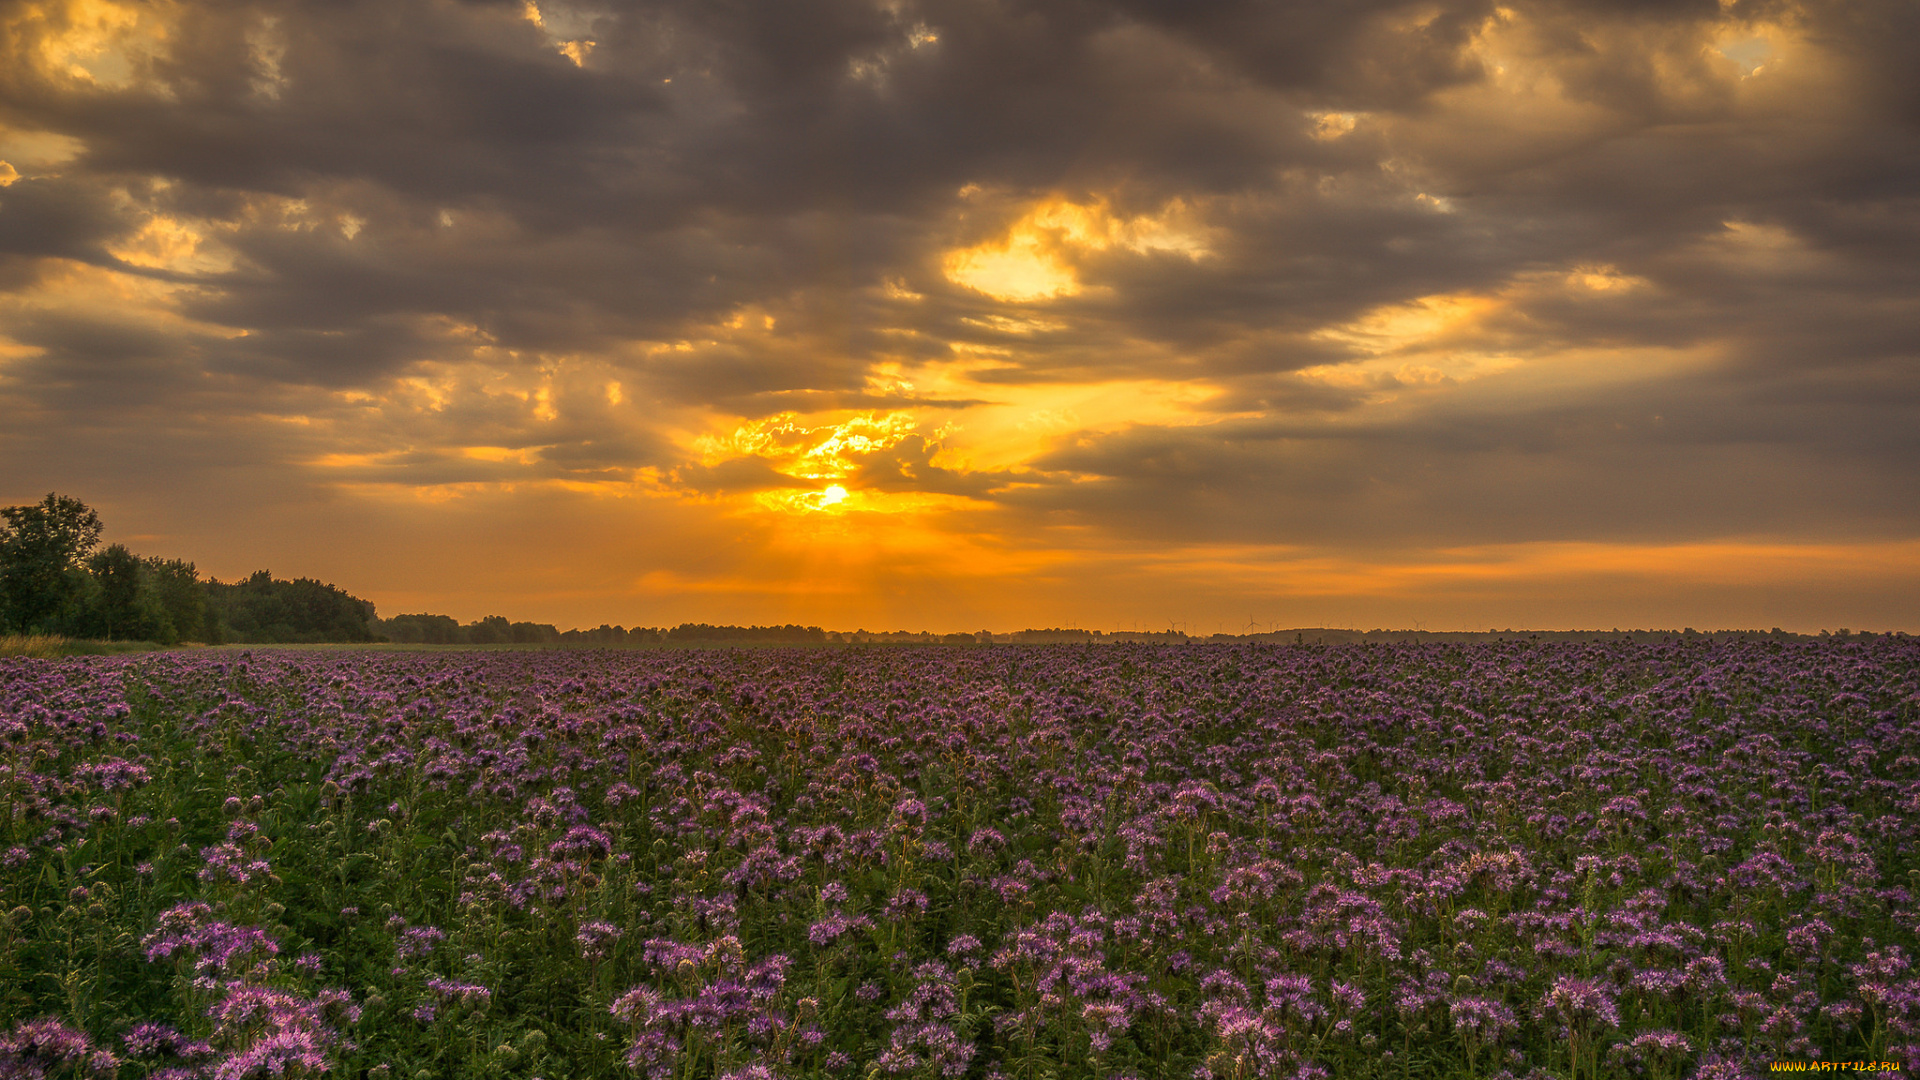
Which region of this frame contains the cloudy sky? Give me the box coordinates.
[2,0,1916,633]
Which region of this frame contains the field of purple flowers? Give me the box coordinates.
[1,639,1917,1079]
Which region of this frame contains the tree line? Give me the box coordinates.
[374,617,834,646]
[0,494,377,644]
[0,493,840,646]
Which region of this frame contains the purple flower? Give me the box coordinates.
[577,920,624,961]
[426,977,492,1007]
[143,907,280,977]
[548,825,614,863]
[611,986,661,1024]
[1537,976,1619,1037]
[396,926,446,958]
[1449,997,1519,1045]
[75,758,151,792]
[946,934,982,965]
[808,911,872,947]
[966,828,1005,855]
[122,1022,189,1058]
[197,841,271,886]
[209,1028,328,1080]
[1,1017,118,1077]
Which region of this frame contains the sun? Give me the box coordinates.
[820,485,848,506]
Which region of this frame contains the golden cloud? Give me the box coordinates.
[944,196,1210,302]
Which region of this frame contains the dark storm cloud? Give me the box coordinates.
[25,0,671,204]
[1020,356,1920,550]
[0,307,210,417]
[1110,0,1493,105]
[1,0,1917,575]
[0,175,134,265]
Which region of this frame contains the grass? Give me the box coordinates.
[0,634,169,657]
[0,633,67,657]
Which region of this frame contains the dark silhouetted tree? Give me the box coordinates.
[378,613,465,644]
[0,493,103,633]
[144,556,213,643]
[205,570,377,643]
[664,623,827,643]
[510,620,560,644]
[83,544,174,642]
[466,615,513,644]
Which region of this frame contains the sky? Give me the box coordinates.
[1,0,1917,634]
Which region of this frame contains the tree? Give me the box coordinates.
[204,571,378,643]
[0,493,103,633]
[466,615,513,645]
[378,613,464,644]
[143,556,210,643]
[509,620,560,644]
[86,545,144,641]
[72,545,177,643]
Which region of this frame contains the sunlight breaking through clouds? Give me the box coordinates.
[105,211,234,275]
[1308,111,1360,140]
[521,0,596,67]
[15,0,174,88]
[696,412,922,483]
[944,196,1211,302]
